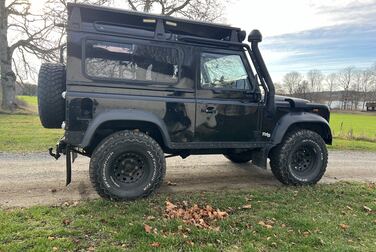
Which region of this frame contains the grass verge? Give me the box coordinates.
[0,114,62,152]
[17,95,38,107]
[0,182,375,251]
[330,138,376,151]
[330,112,376,141]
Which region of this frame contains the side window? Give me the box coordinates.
[200,53,251,90]
[85,40,179,83]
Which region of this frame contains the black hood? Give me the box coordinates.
[275,95,310,104]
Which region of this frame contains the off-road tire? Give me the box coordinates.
[37,63,66,129]
[224,151,253,163]
[269,129,328,185]
[89,130,166,201]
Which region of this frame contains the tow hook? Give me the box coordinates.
[49,139,72,185]
[49,147,61,160]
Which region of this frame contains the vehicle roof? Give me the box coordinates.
[67,3,246,43]
[67,3,241,31]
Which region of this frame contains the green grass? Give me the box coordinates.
[331,113,376,141]
[329,112,376,151]
[17,95,38,107]
[0,114,62,152]
[0,183,375,251]
[330,138,376,151]
[1,96,375,152]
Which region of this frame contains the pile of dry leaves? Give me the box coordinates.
[164,201,228,229]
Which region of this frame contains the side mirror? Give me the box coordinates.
[244,90,261,102]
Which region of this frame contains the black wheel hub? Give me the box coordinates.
[290,146,316,174]
[111,152,145,184]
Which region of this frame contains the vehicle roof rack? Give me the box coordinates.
[67,3,246,43]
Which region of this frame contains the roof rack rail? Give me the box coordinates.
[177,35,247,47]
[68,3,247,43]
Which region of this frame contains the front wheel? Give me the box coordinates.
[89,130,166,200]
[269,129,328,185]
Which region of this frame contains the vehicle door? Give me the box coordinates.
[194,48,262,142]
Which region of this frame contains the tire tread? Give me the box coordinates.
[269,129,328,185]
[89,130,166,201]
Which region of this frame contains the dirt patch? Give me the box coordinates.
[0,151,375,208]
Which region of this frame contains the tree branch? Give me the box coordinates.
[165,0,190,16]
[127,0,138,11]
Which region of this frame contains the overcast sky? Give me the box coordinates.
[27,0,376,82]
[225,0,376,81]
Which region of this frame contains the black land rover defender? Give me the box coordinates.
[38,4,332,200]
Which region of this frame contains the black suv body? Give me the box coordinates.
[38,4,332,200]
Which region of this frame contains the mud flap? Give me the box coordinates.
[252,148,269,169]
[66,148,72,186]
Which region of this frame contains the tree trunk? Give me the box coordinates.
[1,60,16,111]
[0,0,16,111]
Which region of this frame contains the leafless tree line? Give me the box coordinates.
[280,63,376,110]
[0,0,226,111]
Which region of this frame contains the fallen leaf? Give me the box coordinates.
[150,242,160,247]
[144,224,152,233]
[303,231,310,237]
[258,221,273,229]
[165,201,177,210]
[146,216,155,220]
[186,240,194,246]
[52,247,58,251]
[164,201,228,229]
[363,206,372,212]
[339,224,349,230]
[167,181,177,186]
[48,236,55,240]
[62,219,71,225]
[211,226,220,232]
[242,204,252,209]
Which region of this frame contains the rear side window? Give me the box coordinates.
[85,40,179,83]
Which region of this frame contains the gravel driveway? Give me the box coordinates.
[0,150,375,208]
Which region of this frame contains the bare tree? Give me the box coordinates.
[0,0,67,111]
[370,63,376,102]
[43,0,112,64]
[283,71,303,95]
[274,81,285,95]
[325,73,337,109]
[337,66,355,110]
[358,69,374,110]
[125,0,225,22]
[307,69,324,92]
[295,80,310,99]
[306,69,324,101]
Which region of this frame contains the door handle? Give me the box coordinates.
[201,106,217,114]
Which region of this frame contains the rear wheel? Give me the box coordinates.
[89,130,166,200]
[224,150,253,163]
[269,129,328,185]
